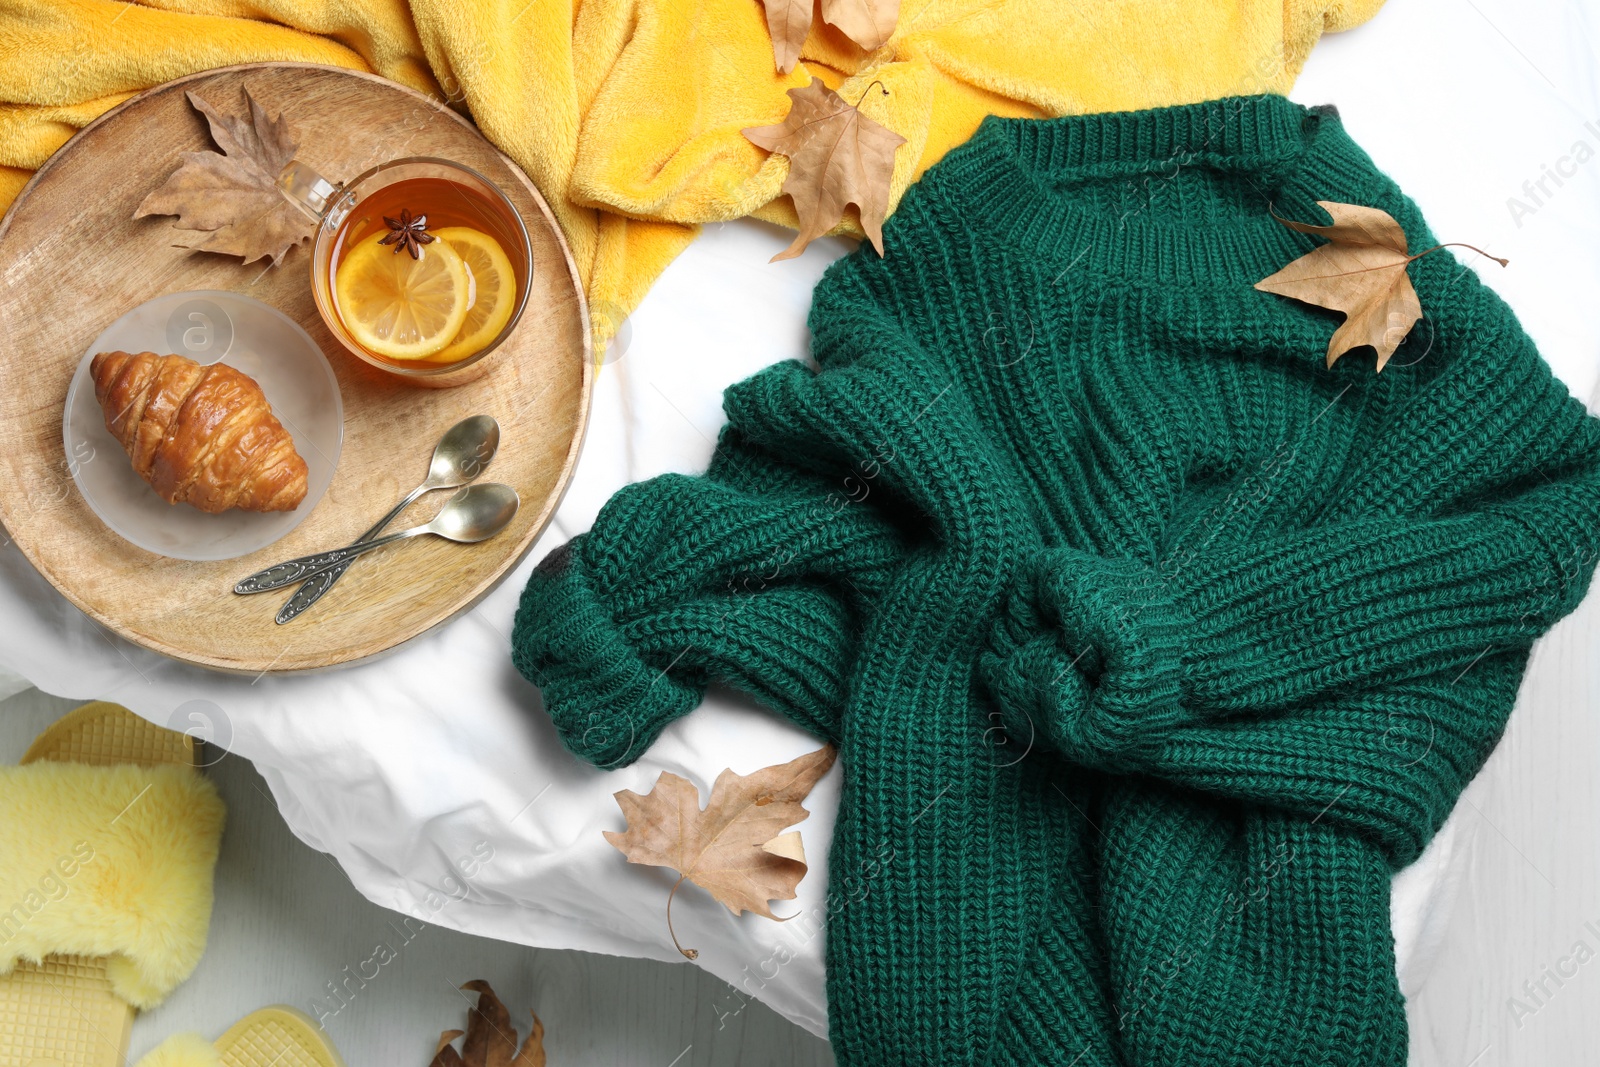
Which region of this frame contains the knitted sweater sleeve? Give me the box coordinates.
[981,376,1600,869]
[513,426,905,768]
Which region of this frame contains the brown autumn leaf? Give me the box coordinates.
[430,1031,465,1067]
[758,0,899,73]
[761,830,806,863]
[820,0,900,51]
[1254,200,1507,372]
[428,981,545,1067]
[605,744,837,959]
[134,86,312,267]
[743,78,904,262]
[761,0,813,74]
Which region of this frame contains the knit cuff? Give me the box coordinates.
[512,540,701,769]
[628,584,857,741]
[979,550,1193,771]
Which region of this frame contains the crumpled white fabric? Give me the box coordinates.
[1,0,1597,1037]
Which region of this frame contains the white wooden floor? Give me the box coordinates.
[0,689,835,1067]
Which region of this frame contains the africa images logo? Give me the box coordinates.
[1505,119,1600,228]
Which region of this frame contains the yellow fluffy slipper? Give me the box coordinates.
[133,1007,345,1067]
[0,701,226,1067]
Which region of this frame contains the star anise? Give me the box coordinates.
[379,208,435,259]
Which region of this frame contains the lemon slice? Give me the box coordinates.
[335,230,470,361]
[431,226,518,364]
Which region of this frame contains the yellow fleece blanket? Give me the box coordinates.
[0,762,226,1009]
[0,0,1384,347]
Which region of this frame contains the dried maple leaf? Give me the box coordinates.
[430,1031,465,1067]
[820,0,899,51]
[605,744,837,959]
[134,86,312,267]
[758,0,899,73]
[428,981,545,1067]
[761,0,813,74]
[1254,200,1506,372]
[743,78,905,262]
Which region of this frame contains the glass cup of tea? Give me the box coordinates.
[279,156,533,388]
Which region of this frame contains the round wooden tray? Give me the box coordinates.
[0,63,591,673]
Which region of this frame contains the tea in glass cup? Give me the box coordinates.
[281,157,533,387]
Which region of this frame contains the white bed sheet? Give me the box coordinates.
[1,0,1597,1040]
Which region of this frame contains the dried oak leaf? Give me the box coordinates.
[605,744,837,959]
[428,980,545,1067]
[743,79,904,262]
[134,86,312,267]
[759,0,900,73]
[1254,200,1506,372]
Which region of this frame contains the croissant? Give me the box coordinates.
[90,350,309,513]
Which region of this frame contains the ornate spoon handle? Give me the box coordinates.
[275,567,342,624]
[273,485,428,623]
[234,529,417,594]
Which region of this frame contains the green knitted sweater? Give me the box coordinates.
[513,95,1600,1065]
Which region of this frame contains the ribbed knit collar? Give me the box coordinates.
[963,95,1375,282]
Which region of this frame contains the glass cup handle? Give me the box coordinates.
[278,160,341,223]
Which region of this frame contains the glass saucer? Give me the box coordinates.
[62,290,343,561]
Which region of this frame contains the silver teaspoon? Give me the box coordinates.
[236,484,520,595]
[274,415,500,624]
